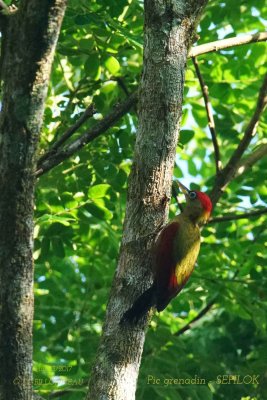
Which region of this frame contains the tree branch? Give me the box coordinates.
[115,77,130,97]
[0,0,17,16]
[37,32,267,177]
[235,143,267,178]
[0,0,9,13]
[36,91,138,176]
[189,32,267,58]
[38,103,96,165]
[174,298,216,336]
[192,56,221,174]
[225,73,267,175]
[211,73,267,204]
[209,207,267,223]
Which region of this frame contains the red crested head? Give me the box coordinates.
[176,180,212,225]
[196,191,212,214]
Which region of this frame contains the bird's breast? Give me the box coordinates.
[173,219,201,286]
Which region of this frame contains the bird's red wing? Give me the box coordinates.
[154,221,181,311]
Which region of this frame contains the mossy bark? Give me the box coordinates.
[0,2,67,399]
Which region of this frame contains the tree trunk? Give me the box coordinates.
[88,1,208,399]
[0,2,67,399]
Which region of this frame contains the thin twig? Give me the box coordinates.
[211,73,267,204]
[38,104,95,165]
[209,207,267,223]
[174,298,216,336]
[189,32,267,58]
[0,0,8,11]
[115,77,139,114]
[235,143,267,178]
[192,56,221,174]
[36,91,138,177]
[198,275,257,284]
[36,33,267,177]
[225,73,267,175]
[115,77,130,97]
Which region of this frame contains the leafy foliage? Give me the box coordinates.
[33,0,267,399]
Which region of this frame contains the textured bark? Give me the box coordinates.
[0,1,67,400]
[88,1,208,399]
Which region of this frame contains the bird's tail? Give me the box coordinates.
[120,286,155,325]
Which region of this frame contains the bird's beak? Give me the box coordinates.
[177,180,190,197]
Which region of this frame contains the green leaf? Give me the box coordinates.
[179,130,195,145]
[74,14,91,25]
[52,238,65,258]
[84,54,101,80]
[37,214,76,226]
[85,203,113,221]
[88,184,111,199]
[104,56,120,75]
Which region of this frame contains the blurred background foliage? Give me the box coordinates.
[33,0,267,398]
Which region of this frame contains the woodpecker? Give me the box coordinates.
[121,181,212,324]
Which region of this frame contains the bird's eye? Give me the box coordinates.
[189,191,197,200]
